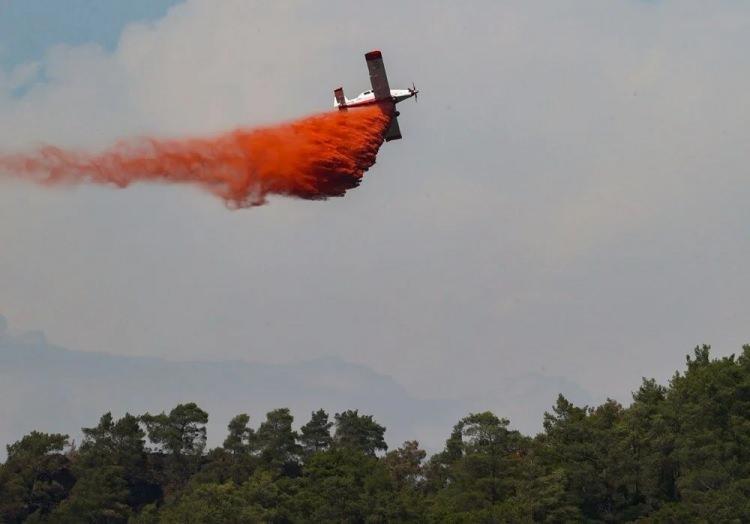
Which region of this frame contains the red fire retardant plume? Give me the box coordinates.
[0,105,392,207]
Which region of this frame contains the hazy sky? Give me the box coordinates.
[1,0,749,412]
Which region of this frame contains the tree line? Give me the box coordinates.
[2,345,750,522]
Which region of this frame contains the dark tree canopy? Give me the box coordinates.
[256,408,302,475]
[6,431,68,462]
[333,409,388,456]
[223,413,255,455]
[299,409,333,456]
[141,403,209,457]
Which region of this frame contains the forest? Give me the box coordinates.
[2,345,750,523]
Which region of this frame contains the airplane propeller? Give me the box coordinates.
[411,81,419,102]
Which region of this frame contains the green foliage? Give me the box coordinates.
[384,440,426,491]
[141,403,209,491]
[333,409,388,456]
[141,403,209,458]
[295,447,407,522]
[49,413,160,522]
[50,466,131,523]
[256,408,302,476]
[427,412,533,521]
[0,432,73,522]
[223,414,255,455]
[3,345,750,521]
[660,345,750,520]
[299,409,333,457]
[159,481,254,523]
[6,432,69,462]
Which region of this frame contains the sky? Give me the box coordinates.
[0,0,177,69]
[1,0,750,424]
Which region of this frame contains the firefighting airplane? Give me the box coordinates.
[333,50,418,142]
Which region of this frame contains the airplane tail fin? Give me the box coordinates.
[334,87,347,110]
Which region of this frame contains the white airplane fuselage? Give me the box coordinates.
[334,88,416,110]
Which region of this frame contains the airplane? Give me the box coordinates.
[333,50,418,142]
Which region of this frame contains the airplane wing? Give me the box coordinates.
[384,116,402,142]
[365,50,401,141]
[365,50,392,101]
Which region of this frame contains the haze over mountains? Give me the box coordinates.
[0,314,592,454]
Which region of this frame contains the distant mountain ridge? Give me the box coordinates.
[0,315,469,454]
[0,315,593,455]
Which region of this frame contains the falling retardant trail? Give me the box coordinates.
[0,105,392,208]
